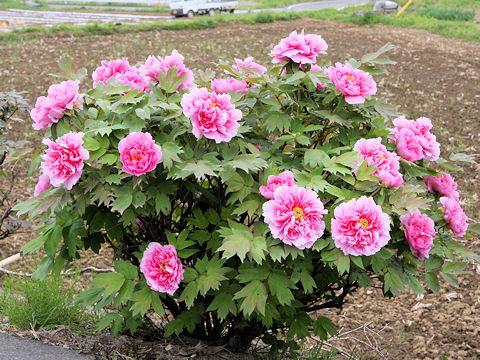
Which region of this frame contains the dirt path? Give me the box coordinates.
[1,20,479,359]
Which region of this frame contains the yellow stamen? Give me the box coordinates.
[159,261,169,273]
[211,101,218,108]
[292,206,305,221]
[359,217,369,229]
[345,74,355,82]
[130,153,142,161]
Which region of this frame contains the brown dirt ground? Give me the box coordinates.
[0,19,479,359]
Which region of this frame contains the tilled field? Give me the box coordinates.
[0,19,479,359]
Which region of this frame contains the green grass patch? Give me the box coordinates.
[421,6,475,21]
[0,0,47,10]
[0,276,88,331]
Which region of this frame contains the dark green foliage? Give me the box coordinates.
[15,43,478,353]
[422,6,475,21]
[254,13,275,24]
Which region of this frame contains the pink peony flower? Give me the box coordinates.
[310,64,327,90]
[271,30,328,65]
[34,173,52,197]
[41,132,89,190]
[140,243,184,295]
[31,80,83,130]
[211,77,248,94]
[181,87,242,143]
[262,185,327,249]
[232,56,267,76]
[116,67,151,93]
[331,196,390,256]
[354,138,403,188]
[259,170,296,200]
[440,197,468,237]
[140,50,195,91]
[324,63,377,104]
[424,173,459,199]
[118,132,163,176]
[391,116,440,161]
[400,210,436,259]
[92,58,131,87]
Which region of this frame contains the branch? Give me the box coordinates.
[0,265,113,277]
[0,252,21,267]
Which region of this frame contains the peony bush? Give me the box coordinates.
[16,30,478,352]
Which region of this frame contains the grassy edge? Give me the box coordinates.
[0,7,479,44]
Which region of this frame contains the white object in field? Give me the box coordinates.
[373,0,399,12]
[169,0,238,17]
[0,253,21,268]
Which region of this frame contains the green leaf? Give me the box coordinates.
[130,287,153,317]
[44,225,63,258]
[263,111,291,132]
[98,153,118,165]
[228,154,267,173]
[249,236,268,264]
[313,316,337,340]
[304,149,328,168]
[233,280,268,316]
[361,43,395,64]
[425,272,440,293]
[161,142,183,169]
[232,198,261,217]
[114,260,138,280]
[217,223,253,262]
[114,280,135,305]
[289,312,311,339]
[22,230,50,255]
[425,255,443,272]
[207,292,237,320]
[83,135,101,151]
[298,270,316,293]
[355,162,378,182]
[132,191,146,208]
[442,261,466,275]
[94,272,125,298]
[269,245,286,262]
[179,281,198,308]
[31,257,53,280]
[155,192,171,215]
[111,186,133,214]
[96,313,121,333]
[176,158,221,180]
[384,268,405,295]
[267,271,295,306]
[334,151,360,168]
[284,71,306,84]
[295,169,329,192]
[197,262,230,296]
[336,254,350,275]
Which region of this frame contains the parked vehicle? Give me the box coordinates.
[169,0,238,17]
[373,1,399,13]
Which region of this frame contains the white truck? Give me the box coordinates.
[169,0,238,17]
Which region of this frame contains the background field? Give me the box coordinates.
[1,17,479,359]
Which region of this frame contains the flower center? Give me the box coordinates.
[210,101,218,108]
[130,152,142,161]
[292,206,305,221]
[159,261,169,273]
[359,217,369,229]
[345,74,356,82]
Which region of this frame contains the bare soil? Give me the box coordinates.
[0,19,479,359]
